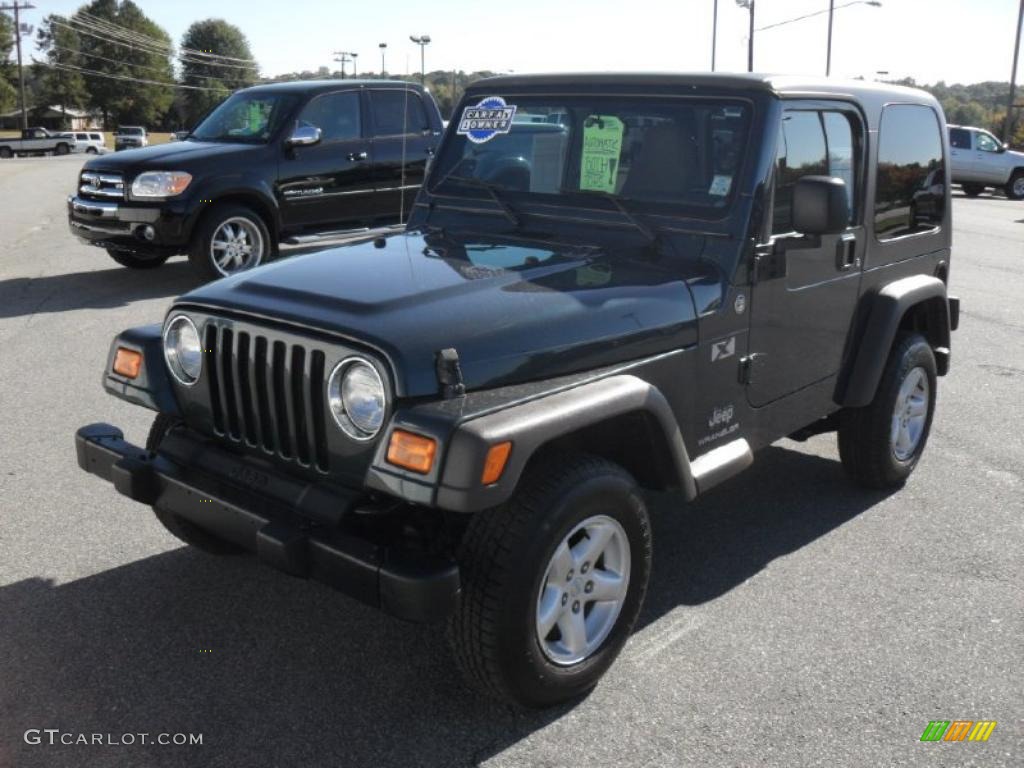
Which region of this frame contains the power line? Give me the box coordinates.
[46,44,177,78]
[45,61,226,91]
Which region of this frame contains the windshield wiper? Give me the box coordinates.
[562,188,657,243]
[436,175,521,227]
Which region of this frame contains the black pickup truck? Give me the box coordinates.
[76,74,958,707]
[68,80,443,279]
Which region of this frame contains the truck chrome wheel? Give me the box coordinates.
[891,366,929,461]
[210,217,264,275]
[536,514,631,666]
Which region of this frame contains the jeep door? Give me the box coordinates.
[366,88,437,220]
[278,89,376,231]
[971,129,1010,184]
[746,103,866,407]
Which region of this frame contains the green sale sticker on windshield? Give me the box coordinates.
[580,116,624,193]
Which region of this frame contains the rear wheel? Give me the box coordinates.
[960,183,984,198]
[1005,171,1024,201]
[146,414,245,555]
[188,203,272,281]
[838,333,937,488]
[447,454,651,708]
[106,248,169,269]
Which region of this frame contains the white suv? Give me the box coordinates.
[59,131,108,155]
[949,125,1024,200]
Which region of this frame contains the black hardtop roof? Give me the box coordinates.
[466,72,939,107]
[241,79,425,96]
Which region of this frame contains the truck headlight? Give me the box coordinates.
[131,171,192,198]
[163,315,203,385]
[328,358,387,440]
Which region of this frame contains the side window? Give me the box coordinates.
[822,112,857,224]
[296,91,361,142]
[874,104,945,241]
[369,90,430,137]
[772,111,827,234]
[949,128,971,149]
[975,132,999,152]
[91,133,102,141]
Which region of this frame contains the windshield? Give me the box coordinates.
[190,92,299,143]
[430,95,751,216]
[118,127,144,136]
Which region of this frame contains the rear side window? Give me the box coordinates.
[949,128,971,149]
[91,133,102,141]
[874,104,945,241]
[297,91,361,142]
[369,90,430,137]
[772,109,857,234]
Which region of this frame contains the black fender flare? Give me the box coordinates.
[434,374,696,513]
[841,274,950,408]
[102,324,182,417]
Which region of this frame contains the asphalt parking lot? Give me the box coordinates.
[0,155,1021,768]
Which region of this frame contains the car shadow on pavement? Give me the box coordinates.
[0,261,199,319]
[0,444,892,767]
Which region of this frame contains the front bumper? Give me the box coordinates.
[67,195,193,256]
[75,422,460,622]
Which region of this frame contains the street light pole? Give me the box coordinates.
[711,0,718,71]
[1,2,36,130]
[351,52,359,78]
[409,35,431,86]
[1004,0,1024,143]
[827,0,835,76]
[379,42,387,78]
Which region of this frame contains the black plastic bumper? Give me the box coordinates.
[75,423,460,623]
[67,196,194,256]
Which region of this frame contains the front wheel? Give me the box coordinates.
[54,143,70,156]
[960,183,984,198]
[1006,171,1024,201]
[188,203,272,281]
[146,414,245,555]
[106,248,169,269]
[447,454,651,708]
[838,333,937,488]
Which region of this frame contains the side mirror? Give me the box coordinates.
[793,176,849,235]
[286,124,321,148]
[1000,142,1009,153]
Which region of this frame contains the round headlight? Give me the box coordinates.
[163,315,203,385]
[328,358,387,440]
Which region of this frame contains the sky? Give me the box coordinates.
[16,0,1024,85]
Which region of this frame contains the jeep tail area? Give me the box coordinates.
[75,74,960,708]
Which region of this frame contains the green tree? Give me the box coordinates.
[179,18,257,127]
[34,15,89,126]
[0,11,18,113]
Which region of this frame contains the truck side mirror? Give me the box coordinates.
[286,124,322,148]
[793,176,849,235]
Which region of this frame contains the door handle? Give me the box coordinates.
[425,147,435,156]
[347,151,368,162]
[835,232,858,271]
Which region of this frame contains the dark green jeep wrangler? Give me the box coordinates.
[76,74,959,708]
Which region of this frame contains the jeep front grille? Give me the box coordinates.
[205,325,330,472]
[79,171,125,200]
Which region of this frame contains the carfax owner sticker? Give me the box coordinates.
[457,96,517,144]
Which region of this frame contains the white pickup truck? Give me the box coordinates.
[0,127,78,159]
[949,124,1024,200]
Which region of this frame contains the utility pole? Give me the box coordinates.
[2,2,36,130]
[409,35,431,86]
[1005,0,1024,143]
[333,51,352,79]
[711,0,718,71]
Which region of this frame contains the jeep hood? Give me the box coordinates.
[178,230,701,397]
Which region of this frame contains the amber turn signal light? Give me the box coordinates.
[386,430,437,474]
[113,347,143,379]
[481,441,513,485]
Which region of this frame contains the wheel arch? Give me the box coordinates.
[433,375,697,513]
[191,187,280,245]
[840,274,951,408]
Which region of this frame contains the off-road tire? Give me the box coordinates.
[188,203,273,282]
[838,333,937,488]
[146,413,245,555]
[960,183,984,198]
[106,248,169,269]
[447,453,651,708]
[1005,171,1024,201]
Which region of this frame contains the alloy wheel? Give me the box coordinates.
[210,217,264,276]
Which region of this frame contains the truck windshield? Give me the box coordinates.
[430,96,751,217]
[118,127,144,136]
[190,92,299,143]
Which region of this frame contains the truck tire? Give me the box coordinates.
[188,203,272,281]
[838,333,937,489]
[447,454,651,708]
[0,147,11,159]
[960,183,984,197]
[55,143,70,156]
[106,248,169,269]
[1006,171,1024,201]
[146,414,245,555]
